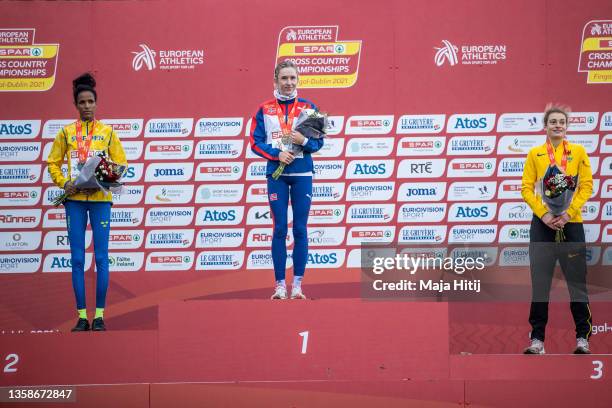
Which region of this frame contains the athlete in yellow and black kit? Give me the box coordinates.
[521,106,593,354]
[47,73,127,332]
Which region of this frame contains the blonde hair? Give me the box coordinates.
[543,103,571,125]
[274,60,299,80]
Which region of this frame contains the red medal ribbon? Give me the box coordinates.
[75,120,95,164]
[275,99,299,137]
[545,138,569,172]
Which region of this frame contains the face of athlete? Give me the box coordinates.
[545,112,567,143]
[76,91,96,121]
[275,67,298,96]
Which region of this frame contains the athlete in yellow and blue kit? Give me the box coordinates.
[521,106,593,354]
[47,73,127,332]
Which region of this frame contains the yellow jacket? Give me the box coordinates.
[521,141,593,222]
[47,120,127,203]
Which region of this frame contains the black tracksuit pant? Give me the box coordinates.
[528,216,592,341]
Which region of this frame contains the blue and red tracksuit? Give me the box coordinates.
[249,97,324,280]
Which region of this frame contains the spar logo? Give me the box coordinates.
[43,209,66,228]
[345,115,393,135]
[398,182,446,202]
[101,119,143,138]
[309,205,344,224]
[578,21,612,84]
[568,112,599,131]
[145,140,193,160]
[276,26,362,88]
[146,251,194,271]
[196,206,244,226]
[246,184,268,203]
[397,137,445,156]
[108,231,144,250]
[448,158,496,177]
[132,43,204,71]
[434,40,507,67]
[346,226,395,245]
[196,163,243,181]
[498,180,523,199]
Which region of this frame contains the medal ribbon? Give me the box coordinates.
[275,99,299,137]
[75,120,95,164]
[545,138,569,172]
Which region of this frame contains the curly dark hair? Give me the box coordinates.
[72,72,97,104]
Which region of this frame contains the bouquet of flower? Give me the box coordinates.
[271,109,328,180]
[53,153,127,207]
[540,165,578,242]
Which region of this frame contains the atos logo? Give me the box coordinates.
[202,209,236,222]
[447,114,495,133]
[453,117,487,129]
[353,163,385,175]
[449,203,496,221]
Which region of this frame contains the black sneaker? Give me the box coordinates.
[91,317,106,331]
[71,318,90,332]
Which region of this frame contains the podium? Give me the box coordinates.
[1,299,611,407]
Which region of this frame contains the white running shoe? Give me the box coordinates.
[574,337,591,354]
[523,338,545,355]
[270,285,287,300]
[290,286,307,299]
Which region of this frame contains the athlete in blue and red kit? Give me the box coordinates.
[249,60,324,299]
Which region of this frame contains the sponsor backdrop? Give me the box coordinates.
[0,0,611,331]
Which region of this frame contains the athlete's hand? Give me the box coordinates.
[64,181,77,195]
[279,151,295,165]
[552,212,570,229]
[291,130,305,145]
[541,212,560,230]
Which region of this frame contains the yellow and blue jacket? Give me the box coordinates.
[521,141,593,222]
[47,120,127,203]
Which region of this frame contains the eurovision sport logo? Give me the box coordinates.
[276,26,362,88]
[0,28,59,91]
[578,20,612,84]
